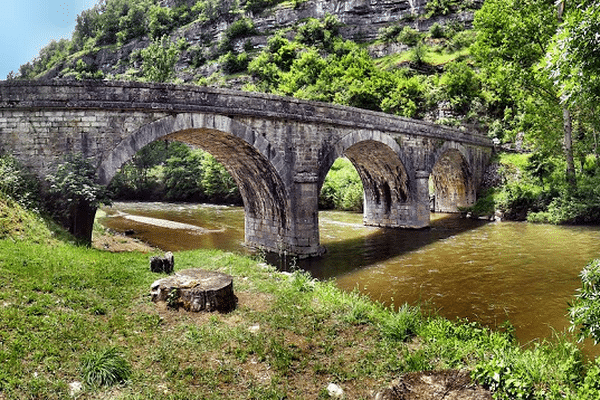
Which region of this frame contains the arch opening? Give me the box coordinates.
[429,148,475,213]
[98,114,290,254]
[319,139,412,229]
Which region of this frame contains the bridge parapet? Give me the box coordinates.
[0,80,490,146]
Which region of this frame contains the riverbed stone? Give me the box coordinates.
[150,269,236,313]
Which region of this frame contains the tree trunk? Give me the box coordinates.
[563,107,577,188]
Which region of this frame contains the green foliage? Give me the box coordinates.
[295,15,341,49]
[163,147,203,201]
[0,155,41,210]
[80,347,132,388]
[46,154,111,217]
[148,4,176,39]
[569,259,600,344]
[199,152,241,203]
[397,26,422,46]
[438,61,481,112]
[429,22,446,39]
[141,36,181,82]
[377,304,421,342]
[319,158,363,212]
[222,51,249,74]
[244,0,280,13]
[227,17,256,40]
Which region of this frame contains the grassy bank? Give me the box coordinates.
[1,199,600,399]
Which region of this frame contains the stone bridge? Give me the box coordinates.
[0,80,493,257]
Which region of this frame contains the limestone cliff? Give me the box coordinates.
[41,0,483,85]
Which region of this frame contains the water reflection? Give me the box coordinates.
[299,213,488,279]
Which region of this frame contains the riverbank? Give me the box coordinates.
[1,200,600,399]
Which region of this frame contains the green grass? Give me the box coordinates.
[0,197,598,399]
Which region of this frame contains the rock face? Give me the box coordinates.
[46,0,482,83]
[150,269,237,313]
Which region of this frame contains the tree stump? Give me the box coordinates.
[150,269,236,313]
[150,252,174,273]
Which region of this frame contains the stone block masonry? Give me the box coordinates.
[0,80,493,257]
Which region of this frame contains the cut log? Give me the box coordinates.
[150,269,236,313]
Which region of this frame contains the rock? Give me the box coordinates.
[69,381,82,397]
[150,251,174,273]
[151,268,236,313]
[327,383,344,399]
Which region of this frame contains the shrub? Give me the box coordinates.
[378,24,404,43]
[398,26,422,46]
[0,155,41,210]
[569,259,600,344]
[141,36,181,82]
[80,347,131,388]
[319,158,363,212]
[429,22,446,39]
[222,51,249,74]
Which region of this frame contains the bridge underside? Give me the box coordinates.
[345,140,429,229]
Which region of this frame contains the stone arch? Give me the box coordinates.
[97,112,289,251]
[428,143,475,212]
[321,131,417,228]
[321,130,415,188]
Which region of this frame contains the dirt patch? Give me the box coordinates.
[376,370,492,400]
[92,230,156,253]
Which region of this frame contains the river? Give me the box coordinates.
[99,201,600,350]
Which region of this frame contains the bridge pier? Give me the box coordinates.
[242,173,324,258]
[363,170,430,229]
[286,173,325,258]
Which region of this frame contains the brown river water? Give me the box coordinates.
[99,201,600,351]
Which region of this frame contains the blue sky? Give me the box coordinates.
[0,0,97,79]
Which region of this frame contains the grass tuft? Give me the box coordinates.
[80,346,132,388]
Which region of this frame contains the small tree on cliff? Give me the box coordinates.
[46,154,111,244]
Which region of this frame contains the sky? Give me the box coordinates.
[0,0,97,79]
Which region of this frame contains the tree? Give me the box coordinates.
[46,154,112,243]
[141,36,181,82]
[547,2,600,135]
[472,0,576,187]
[569,259,600,343]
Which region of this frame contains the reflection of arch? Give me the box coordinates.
[429,143,475,212]
[97,112,289,243]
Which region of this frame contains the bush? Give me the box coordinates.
[398,26,422,46]
[429,22,446,39]
[222,51,249,74]
[141,36,181,82]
